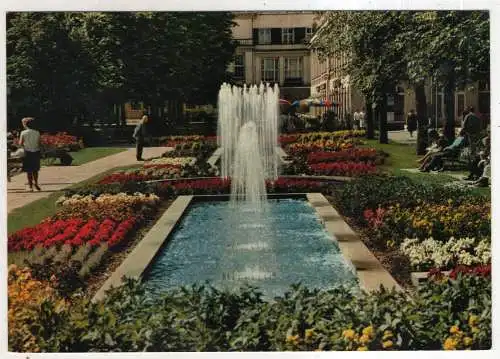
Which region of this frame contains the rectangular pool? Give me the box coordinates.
[143,198,358,298]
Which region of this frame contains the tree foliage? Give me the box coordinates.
[7,12,236,130]
[311,10,489,145]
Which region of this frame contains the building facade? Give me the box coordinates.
[310,49,366,120]
[229,12,315,101]
[309,16,490,127]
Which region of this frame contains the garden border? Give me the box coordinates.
[93,192,401,302]
[307,193,402,292]
[92,195,193,302]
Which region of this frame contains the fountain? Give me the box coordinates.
[141,82,358,299]
[217,82,280,208]
[230,121,267,209]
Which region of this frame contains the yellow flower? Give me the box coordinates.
[359,334,370,344]
[449,325,460,334]
[357,346,368,351]
[286,334,300,344]
[443,337,457,350]
[383,330,393,339]
[382,340,393,349]
[305,329,314,339]
[343,329,356,340]
[468,315,478,327]
[362,326,374,338]
[463,337,473,346]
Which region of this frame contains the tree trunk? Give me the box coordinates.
[415,83,428,155]
[365,96,375,139]
[443,74,456,142]
[378,94,388,144]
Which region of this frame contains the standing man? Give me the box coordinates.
[462,106,482,173]
[406,109,418,138]
[133,115,149,161]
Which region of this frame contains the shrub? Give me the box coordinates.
[8,274,491,352]
[333,175,483,221]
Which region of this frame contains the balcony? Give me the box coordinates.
[236,38,253,46]
[235,38,310,49]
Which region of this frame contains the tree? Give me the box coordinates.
[311,10,489,151]
[7,12,236,130]
[311,11,408,144]
[7,13,100,130]
[402,11,489,142]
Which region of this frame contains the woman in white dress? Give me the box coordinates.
[19,117,41,191]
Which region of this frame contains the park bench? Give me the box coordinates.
[441,147,472,171]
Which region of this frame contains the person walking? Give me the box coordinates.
[19,117,42,191]
[359,107,366,129]
[353,109,360,130]
[133,115,150,161]
[406,109,418,138]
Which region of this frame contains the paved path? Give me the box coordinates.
[7,147,166,213]
[388,130,418,145]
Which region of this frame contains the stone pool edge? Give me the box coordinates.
[92,195,193,302]
[307,193,402,292]
[93,193,401,302]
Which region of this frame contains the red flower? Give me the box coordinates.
[309,161,377,176]
[307,148,378,164]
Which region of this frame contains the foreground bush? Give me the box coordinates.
[8,269,491,352]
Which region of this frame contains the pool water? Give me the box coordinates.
[143,198,358,298]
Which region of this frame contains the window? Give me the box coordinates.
[281,28,295,44]
[261,58,279,82]
[305,27,313,41]
[258,28,271,44]
[285,57,303,79]
[234,55,244,78]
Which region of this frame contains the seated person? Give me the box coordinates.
[420,129,468,172]
[472,154,490,187]
[417,130,448,164]
[9,145,25,159]
[464,128,490,181]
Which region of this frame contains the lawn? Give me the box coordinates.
[7,164,140,234]
[41,147,126,166]
[360,139,490,197]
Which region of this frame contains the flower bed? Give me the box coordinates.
[41,132,83,151]
[307,148,379,164]
[330,174,491,290]
[54,192,160,222]
[363,202,490,243]
[400,237,490,271]
[310,162,378,177]
[280,130,366,146]
[148,156,195,166]
[8,216,139,251]
[7,269,491,352]
[99,165,183,184]
[8,265,67,352]
[162,135,217,147]
[287,140,356,156]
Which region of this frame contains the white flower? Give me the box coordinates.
[400,237,491,270]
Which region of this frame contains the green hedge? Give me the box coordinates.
[11,274,491,352]
[332,175,486,223]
